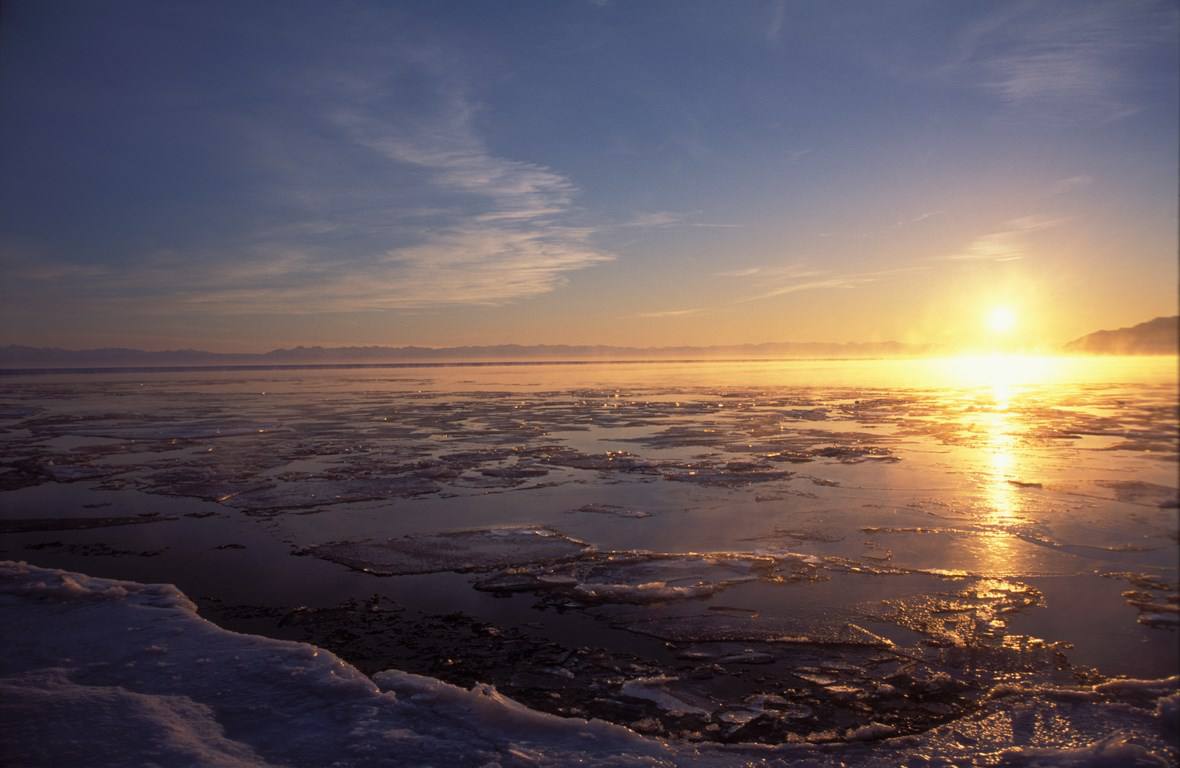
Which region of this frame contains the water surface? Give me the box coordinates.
[2,356,1176,744]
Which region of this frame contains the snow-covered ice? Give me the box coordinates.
[2,561,1178,767]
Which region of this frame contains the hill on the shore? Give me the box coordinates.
[1063,316,1178,355]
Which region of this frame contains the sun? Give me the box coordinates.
[986,306,1017,335]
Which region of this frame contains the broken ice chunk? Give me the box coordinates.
[307,526,591,576]
[618,676,712,717]
[568,503,653,519]
[474,552,774,605]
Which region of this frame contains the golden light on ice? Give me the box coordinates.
[986,306,1017,334]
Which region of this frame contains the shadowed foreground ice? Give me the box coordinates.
[1,560,1176,768]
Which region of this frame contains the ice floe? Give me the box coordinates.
[474,551,777,605]
[568,503,654,519]
[307,526,591,576]
[0,513,176,534]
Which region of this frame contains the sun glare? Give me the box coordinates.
[986,306,1017,335]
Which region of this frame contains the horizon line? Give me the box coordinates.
[3,352,1177,376]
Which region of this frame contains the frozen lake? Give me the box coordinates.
[2,357,1177,764]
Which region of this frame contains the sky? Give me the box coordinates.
[0,0,1176,352]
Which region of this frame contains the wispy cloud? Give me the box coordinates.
[1049,175,1094,195]
[69,62,614,315]
[715,267,762,278]
[621,210,740,230]
[825,209,940,237]
[637,307,708,319]
[717,263,824,283]
[340,106,577,222]
[639,262,925,319]
[622,211,687,228]
[951,0,1178,121]
[945,215,1066,262]
[766,0,787,43]
[738,265,928,303]
[742,277,868,302]
[173,226,611,313]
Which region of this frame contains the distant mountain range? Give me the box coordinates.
[1,318,1174,369]
[1063,316,1178,355]
[0,341,928,369]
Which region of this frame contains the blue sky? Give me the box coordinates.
[1,0,1176,350]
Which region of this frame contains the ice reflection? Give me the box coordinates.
[964,357,1039,575]
[948,354,1047,520]
[943,353,1047,570]
[983,409,1020,523]
[979,406,1020,574]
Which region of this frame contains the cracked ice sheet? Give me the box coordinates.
[3,561,1178,768]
